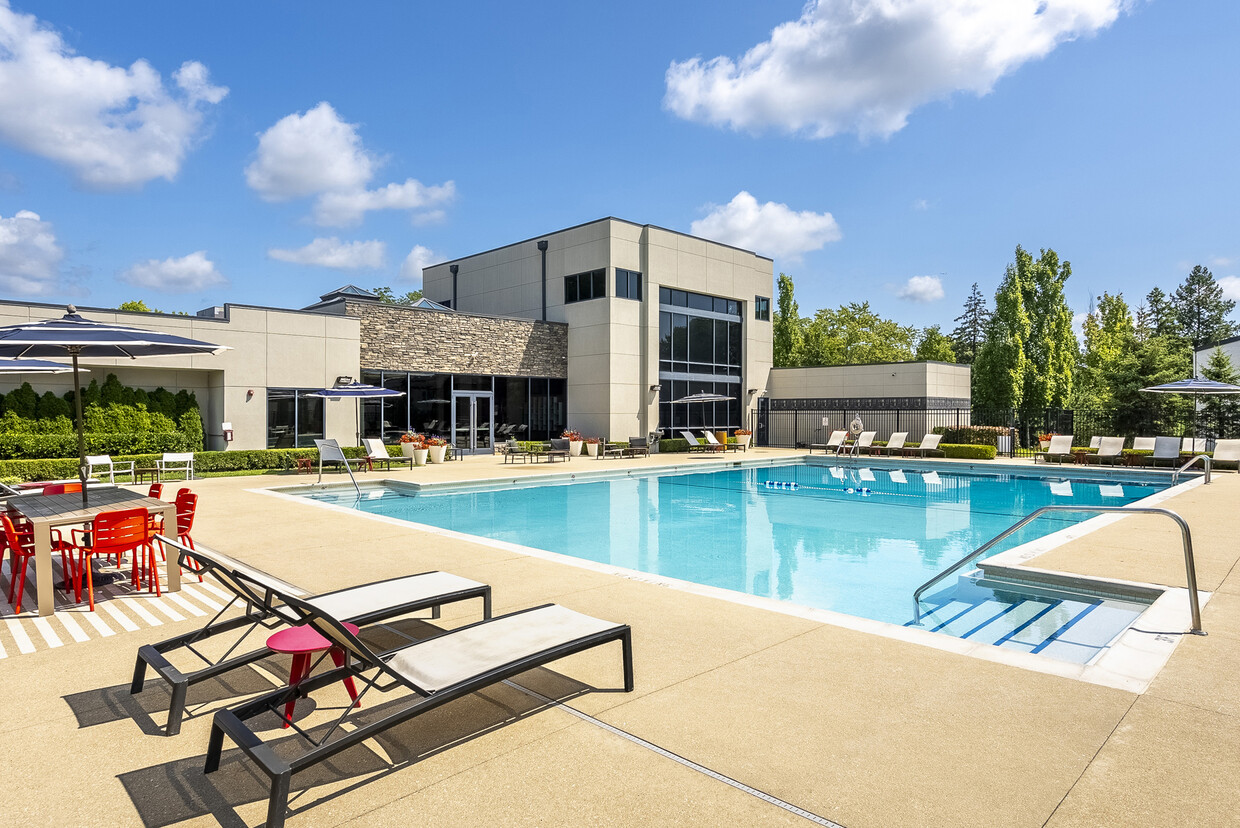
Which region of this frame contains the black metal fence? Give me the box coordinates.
[752,406,1238,457]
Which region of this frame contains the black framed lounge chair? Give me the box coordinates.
[501,438,531,463]
[363,438,413,471]
[1148,436,1181,468]
[624,436,649,457]
[545,438,572,461]
[879,432,908,456]
[204,575,633,828]
[907,433,944,457]
[131,541,491,736]
[679,430,717,452]
[1034,434,1074,464]
[810,430,846,454]
[1085,436,1125,465]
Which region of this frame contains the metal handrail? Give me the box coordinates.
[911,505,1205,634]
[1172,453,1211,485]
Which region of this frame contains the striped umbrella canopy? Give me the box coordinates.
[0,306,230,504]
[669,392,733,404]
[0,358,85,374]
[1142,376,1240,441]
[307,382,405,446]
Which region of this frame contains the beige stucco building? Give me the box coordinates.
[422,217,775,441]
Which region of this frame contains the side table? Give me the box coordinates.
[295,457,314,474]
[134,467,160,484]
[266,623,361,727]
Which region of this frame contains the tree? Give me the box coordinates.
[973,260,1029,409]
[119,299,155,312]
[1136,287,1178,340]
[373,286,424,306]
[803,302,917,366]
[1171,265,1236,371]
[1015,246,1077,409]
[951,282,990,364]
[915,326,956,362]
[1201,348,1240,437]
[772,273,807,367]
[1073,292,1135,409]
[1106,334,1192,435]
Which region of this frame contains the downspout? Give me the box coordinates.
[537,240,548,321]
[449,264,458,309]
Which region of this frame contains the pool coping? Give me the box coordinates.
[259,456,1211,693]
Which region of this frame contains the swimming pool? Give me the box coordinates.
[298,461,1174,664]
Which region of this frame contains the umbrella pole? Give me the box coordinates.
[71,348,88,507]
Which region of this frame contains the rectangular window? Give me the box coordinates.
[616,268,642,301]
[755,295,771,321]
[564,269,606,304]
[266,389,325,449]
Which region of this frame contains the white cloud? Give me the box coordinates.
[268,237,386,271]
[689,191,840,260]
[912,198,930,211]
[245,102,455,227]
[0,2,226,188]
[119,251,226,293]
[399,245,438,282]
[898,275,944,303]
[1218,275,1240,303]
[0,210,63,295]
[1209,256,1235,269]
[665,0,1125,139]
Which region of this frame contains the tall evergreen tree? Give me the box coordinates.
[772,273,806,367]
[1073,292,1135,409]
[973,262,1029,409]
[950,282,990,364]
[1201,348,1240,437]
[1136,286,1178,340]
[1015,246,1077,409]
[1171,265,1237,372]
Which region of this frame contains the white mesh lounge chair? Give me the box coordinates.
[1088,436,1102,450]
[132,540,491,736]
[1182,437,1208,455]
[880,432,908,455]
[85,454,135,483]
[1035,435,1074,464]
[909,433,944,457]
[205,572,632,828]
[1133,437,1156,452]
[680,429,718,452]
[812,430,847,454]
[1085,436,1125,465]
[363,438,412,471]
[1211,439,1240,469]
[1149,436,1181,467]
[848,430,877,456]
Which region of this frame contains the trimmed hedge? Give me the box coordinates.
[940,443,997,460]
[658,438,692,453]
[0,431,192,459]
[0,445,372,482]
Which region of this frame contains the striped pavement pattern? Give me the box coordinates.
[0,557,234,659]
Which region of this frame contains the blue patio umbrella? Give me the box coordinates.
[1141,376,1240,439]
[307,381,404,446]
[0,306,230,504]
[0,358,86,374]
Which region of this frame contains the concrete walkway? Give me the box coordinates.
[1,450,1236,827]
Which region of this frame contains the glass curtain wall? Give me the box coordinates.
[266,389,325,448]
[658,287,743,432]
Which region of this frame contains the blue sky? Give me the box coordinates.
[0,0,1236,333]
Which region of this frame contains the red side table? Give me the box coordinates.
[266,622,362,727]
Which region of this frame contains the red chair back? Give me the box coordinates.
[42,482,82,496]
[148,483,164,499]
[0,513,30,554]
[175,492,198,535]
[91,508,150,552]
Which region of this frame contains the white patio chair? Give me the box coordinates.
[156,452,194,481]
[85,453,135,483]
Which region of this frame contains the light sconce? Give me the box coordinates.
[245,389,254,400]
[747,388,761,396]
[335,375,354,385]
[649,384,662,392]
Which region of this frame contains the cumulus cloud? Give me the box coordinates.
[665,0,1125,139]
[245,102,454,227]
[398,245,438,282]
[0,2,226,188]
[1218,275,1240,303]
[0,210,63,295]
[898,275,945,303]
[119,251,226,293]
[268,237,386,271]
[689,191,840,260]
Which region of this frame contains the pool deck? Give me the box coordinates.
[3,449,1238,827]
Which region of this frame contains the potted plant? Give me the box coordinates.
[562,429,583,457]
[1038,432,1055,451]
[400,432,428,465]
[734,429,752,449]
[583,436,600,457]
[425,436,449,464]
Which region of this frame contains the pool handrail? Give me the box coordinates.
[911,504,1205,634]
[1172,453,1211,485]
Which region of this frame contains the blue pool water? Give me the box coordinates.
[301,462,1169,663]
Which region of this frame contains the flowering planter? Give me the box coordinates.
[1040,440,1051,450]
[585,442,599,457]
[569,440,583,457]
[400,444,418,458]
[427,445,447,464]
[735,433,752,449]
[412,448,428,466]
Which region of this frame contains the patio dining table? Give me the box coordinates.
[7,487,178,616]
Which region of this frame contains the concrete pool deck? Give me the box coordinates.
[1,449,1238,827]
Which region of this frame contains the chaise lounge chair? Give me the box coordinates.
[1085,436,1126,465]
[701,430,744,452]
[811,430,846,454]
[680,430,720,452]
[1035,434,1074,464]
[362,438,413,470]
[1182,437,1208,455]
[624,436,650,457]
[1211,438,1240,470]
[907,433,944,457]
[879,432,908,456]
[849,430,877,456]
[132,541,491,736]
[205,572,633,828]
[1148,436,1181,468]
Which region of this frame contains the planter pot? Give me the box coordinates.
[585,442,599,457]
[412,448,428,466]
[736,434,752,449]
[400,443,418,458]
[569,440,583,457]
[1039,440,1051,450]
[427,445,447,464]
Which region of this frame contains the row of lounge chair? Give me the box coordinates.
[1036,435,1240,466]
[810,431,944,457]
[133,540,633,828]
[680,430,746,453]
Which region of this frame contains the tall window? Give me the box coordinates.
[755,296,771,321]
[616,268,642,301]
[266,389,324,449]
[657,287,743,431]
[565,269,606,304]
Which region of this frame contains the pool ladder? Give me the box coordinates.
[911,505,1205,634]
[1172,454,1211,485]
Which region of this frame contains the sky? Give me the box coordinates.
[0,0,1236,334]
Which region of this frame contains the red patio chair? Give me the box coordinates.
[71,508,159,611]
[2,514,75,613]
[42,482,82,496]
[153,491,201,581]
[148,483,163,499]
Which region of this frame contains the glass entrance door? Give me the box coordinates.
[452,393,493,454]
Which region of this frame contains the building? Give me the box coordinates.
[421,217,775,442]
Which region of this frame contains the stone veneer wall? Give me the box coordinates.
[344,301,568,378]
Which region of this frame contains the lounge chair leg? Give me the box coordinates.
[267,772,292,828]
[130,654,148,694]
[621,629,635,693]
[482,590,492,619]
[204,721,225,774]
[166,680,189,737]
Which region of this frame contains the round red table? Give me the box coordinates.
[266,622,362,727]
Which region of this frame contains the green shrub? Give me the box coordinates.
[941,443,997,460]
[178,410,205,452]
[934,425,1009,447]
[659,438,691,453]
[0,446,374,481]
